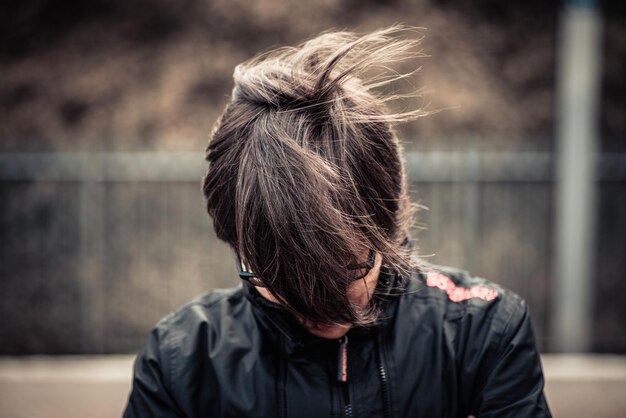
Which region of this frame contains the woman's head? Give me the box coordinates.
[202,26,425,326]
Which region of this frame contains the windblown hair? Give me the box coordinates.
[202,26,426,326]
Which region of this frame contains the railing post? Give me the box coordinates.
[79,154,105,353]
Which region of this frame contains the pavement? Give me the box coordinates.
[0,354,625,417]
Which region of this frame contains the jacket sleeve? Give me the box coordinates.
[472,301,552,418]
[123,327,182,418]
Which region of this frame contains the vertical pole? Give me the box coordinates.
[79,154,105,353]
[553,0,602,352]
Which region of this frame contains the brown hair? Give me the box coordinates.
[202,26,426,326]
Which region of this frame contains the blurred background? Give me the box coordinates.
[0,0,624,416]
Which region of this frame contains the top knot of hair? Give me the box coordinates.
[232,61,342,113]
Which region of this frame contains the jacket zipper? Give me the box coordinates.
[337,335,352,418]
[377,336,392,418]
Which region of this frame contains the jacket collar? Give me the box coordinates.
[243,266,405,353]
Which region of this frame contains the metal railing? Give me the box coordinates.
[1,151,625,353]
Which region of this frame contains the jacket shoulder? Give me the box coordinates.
[124,286,252,417]
[158,285,246,324]
[407,262,525,324]
[400,264,550,416]
[153,285,252,346]
[149,286,253,383]
[401,263,533,366]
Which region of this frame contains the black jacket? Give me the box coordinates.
[123,265,551,418]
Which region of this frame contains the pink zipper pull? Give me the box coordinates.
[337,335,349,383]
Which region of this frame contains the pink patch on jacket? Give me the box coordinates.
[425,272,499,302]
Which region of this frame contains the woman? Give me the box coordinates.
[124,27,551,418]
